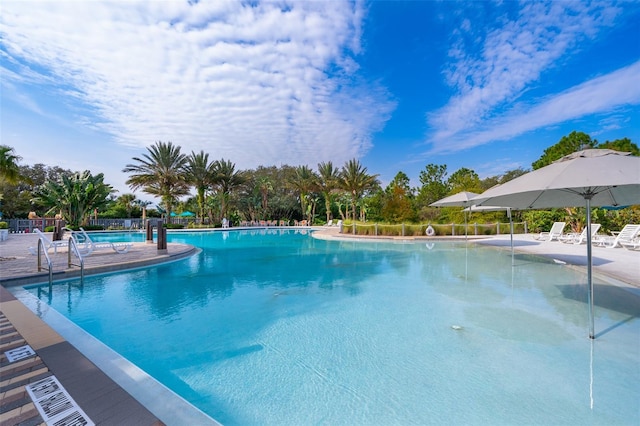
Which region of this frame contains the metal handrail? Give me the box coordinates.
[36,238,53,286]
[67,237,85,284]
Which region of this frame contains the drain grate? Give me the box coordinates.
[4,344,36,362]
[26,376,94,426]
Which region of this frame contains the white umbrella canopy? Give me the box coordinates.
[463,205,509,212]
[430,191,480,207]
[430,191,481,238]
[472,149,640,339]
[471,149,639,209]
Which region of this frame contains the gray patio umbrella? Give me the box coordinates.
[430,191,480,207]
[471,149,640,339]
[430,192,480,238]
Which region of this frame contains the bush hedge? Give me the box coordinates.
[165,223,185,229]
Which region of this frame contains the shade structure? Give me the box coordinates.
[430,192,481,239]
[471,150,639,209]
[430,191,480,207]
[472,149,640,339]
[179,211,195,217]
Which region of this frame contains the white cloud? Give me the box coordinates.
[475,159,525,180]
[427,59,640,154]
[0,0,394,170]
[428,1,623,150]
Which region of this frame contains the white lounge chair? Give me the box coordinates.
[559,224,601,245]
[71,228,132,255]
[533,222,566,241]
[28,229,69,255]
[593,224,640,249]
[620,237,640,250]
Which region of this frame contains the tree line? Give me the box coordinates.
[0,131,638,231]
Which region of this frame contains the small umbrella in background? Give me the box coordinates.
[430,191,480,207]
[179,211,195,217]
[472,149,640,339]
[430,192,481,238]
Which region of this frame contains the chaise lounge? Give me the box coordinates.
[593,224,640,249]
[559,224,601,245]
[71,228,133,256]
[28,229,70,255]
[533,222,566,242]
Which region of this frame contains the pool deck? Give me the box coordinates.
[1,228,638,425]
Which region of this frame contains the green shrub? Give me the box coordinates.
[165,223,184,229]
[522,209,566,233]
[362,225,377,236]
[0,222,8,229]
[186,223,213,229]
[64,225,104,231]
[378,224,402,236]
[45,226,55,232]
[405,224,425,236]
[377,224,397,236]
[431,224,448,236]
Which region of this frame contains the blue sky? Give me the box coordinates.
[1,0,639,202]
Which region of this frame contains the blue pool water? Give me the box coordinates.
[18,230,640,425]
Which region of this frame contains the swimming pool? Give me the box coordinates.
[14,230,640,425]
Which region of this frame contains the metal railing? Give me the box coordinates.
[67,237,84,284]
[35,234,86,294]
[36,238,53,286]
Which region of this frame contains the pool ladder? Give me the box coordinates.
[36,237,84,288]
[36,239,54,286]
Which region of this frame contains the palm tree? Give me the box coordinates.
[185,150,215,221]
[256,176,273,217]
[32,170,115,226]
[117,193,137,217]
[211,159,245,220]
[134,199,152,220]
[289,165,318,222]
[0,145,22,186]
[339,159,379,221]
[122,141,189,222]
[317,161,340,223]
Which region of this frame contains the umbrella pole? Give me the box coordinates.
[508,208,514,265]
[586,198,595,339]
[464,211,468,240]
